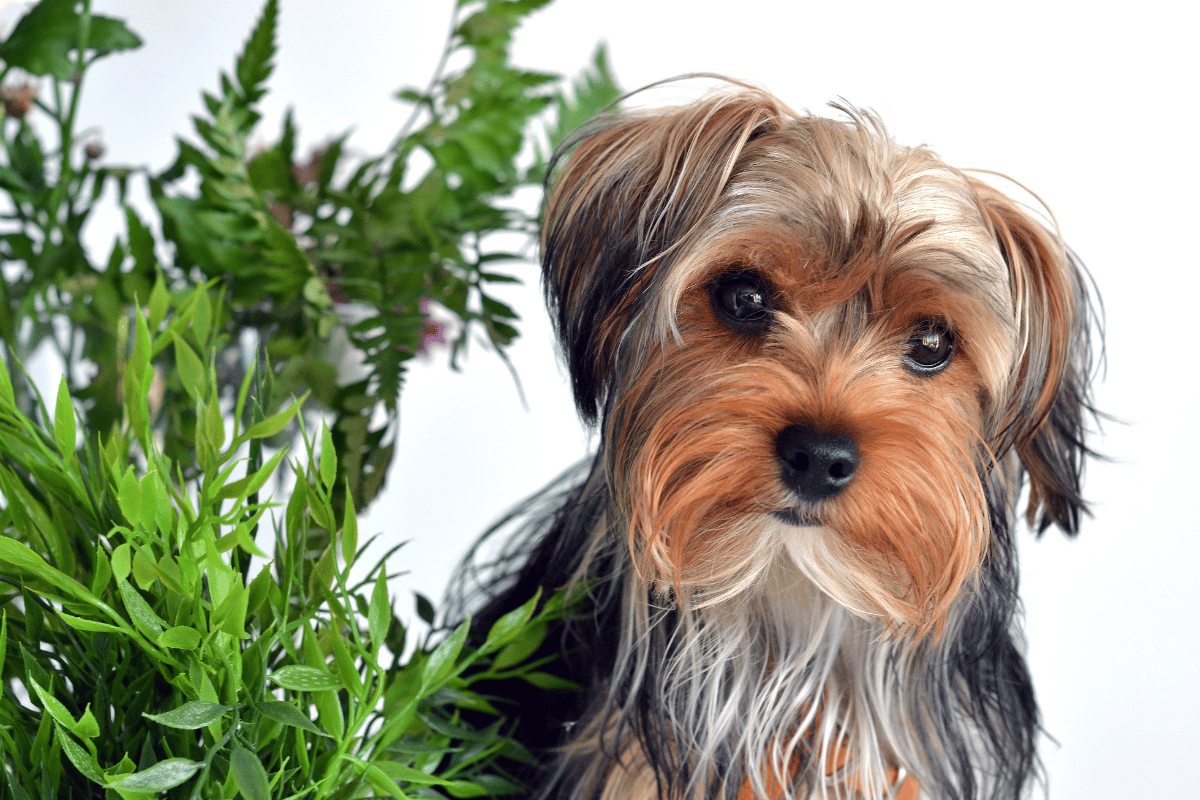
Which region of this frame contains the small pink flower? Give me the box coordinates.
[418,298,446,355]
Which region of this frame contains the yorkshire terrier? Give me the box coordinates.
[452,81,1097,800]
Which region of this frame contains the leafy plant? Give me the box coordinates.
[0,280,571,798]
[0,0,620,512]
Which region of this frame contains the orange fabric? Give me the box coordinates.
[891,773,919,800]
[734,745,919,799]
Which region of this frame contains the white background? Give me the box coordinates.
[8,1,1196,797]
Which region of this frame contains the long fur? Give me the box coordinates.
[448,81,1097,800]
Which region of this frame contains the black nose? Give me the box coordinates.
[774,423,859,501]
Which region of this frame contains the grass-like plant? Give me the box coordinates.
[0,281,571,798]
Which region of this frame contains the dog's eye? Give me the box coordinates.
[903,321,954,373]
[709,272,772,332]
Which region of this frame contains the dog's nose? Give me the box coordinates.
[774,423,859,501]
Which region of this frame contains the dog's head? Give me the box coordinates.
[542,86,1093,634]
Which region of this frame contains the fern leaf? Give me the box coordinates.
[235,0,278,105]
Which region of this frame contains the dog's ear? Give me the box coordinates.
[541,91,782,425]
[971,177,1096,535]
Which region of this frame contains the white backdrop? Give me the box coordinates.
[18,1,1197,797]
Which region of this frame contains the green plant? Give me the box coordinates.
[0,0,621,796]
[0,0,620,512]
[0,282,572,798]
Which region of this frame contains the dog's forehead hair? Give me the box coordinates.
[662,119,1016,327]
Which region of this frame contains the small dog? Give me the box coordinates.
[455,81,1097,800]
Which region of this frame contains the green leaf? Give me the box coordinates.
[215,446,286,502]
[19,586,43,644]
[111,541,131,579]
[158,626,202,650]
[245,564,272,617]
[20,646,50,704]
[234,0,278,103]
[444,779,512,798]
[29,680,76,733]
[492,621,547,672]
[27,708,53,785]
[132,543,158,589]
[125,206,157,275]
[414,592,436,626]
[420,620,468,691]
[243,394,305,439]
[116,575,166,637]
[117,468,141,527]
[0,540,113,616]
[0,0,142,81]
[230,744,271,800]
[53,377,75,458]
[74,706,100,739]
[485,589,540,649]
[254,700,331,737]
[105,758,203,792]
[330,629,364,699]
[53,726,104,785]
[268,665,341,692]
[0,354,13,405]
[91,539,113,595]
[360,762,412,800]
[57,611,125,635]
[173,333,207,401]
[313,681,344,738]
[340,491,357,565]
[0,468,61,567]
[125,306,152,444]
[143,701,232,730]
[319,421,336,490]
[210,580,249,639]
[305,484,336,533]
[366,759,463,787]
[522,671,581,691]
[447,775,523,798]
[148,273,170,331]
[192,285,213,344]
[205,387,226,452]
[88,14,144,56]
[368,568,390,652]
[136,472,160,536]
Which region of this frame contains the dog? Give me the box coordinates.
[451,80,1097,800]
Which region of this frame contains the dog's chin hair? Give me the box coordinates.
[635,515,782,612]
[631,513,934,627]
[775,513,985,634]
[775,522,891,626]
[580,543,974,800]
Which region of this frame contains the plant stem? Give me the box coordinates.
[49,0,91,245]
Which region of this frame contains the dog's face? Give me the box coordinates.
[543,90,1090,635]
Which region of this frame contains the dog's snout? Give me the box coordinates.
[775,424,859,500]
